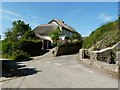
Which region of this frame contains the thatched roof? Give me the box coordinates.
[33,19,77,35]
[48,19,77,33]
[33,24,59,35]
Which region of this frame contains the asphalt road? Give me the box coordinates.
[0,54,118,88]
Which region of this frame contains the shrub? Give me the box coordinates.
[49,29,61,42]
[20,31,39,40]
[2,39,42,60]
[19,40,42,56]
[12,50,29,60]
[2,41,12,54]
[71,33,81,40]
[56,39,82,47]
[82,20,119,49]
[2,53,12,59]
[57,39,64,46]
[2,20,42,60]
[0,40,2,52]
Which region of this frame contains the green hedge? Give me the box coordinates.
[2,40,42,60]
[12,50,29,60]
[19,40,42,56]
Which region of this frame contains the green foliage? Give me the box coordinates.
[71,33,81,40]
[56,39,82,47]
[2,20,42,60]
[20,30,38,40]
[2,40,42,60]
[4,30,13,42]
[4,20,31,42]
[2,41,12,54]
[83,20,120,49]
[49,29,61,42]
[19,40,42,56]
[118,49,120,51]
[12,50,29,60]
[0,40,2,52]
[12,20,31,38]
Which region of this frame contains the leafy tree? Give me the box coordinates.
[2,20,42,60]
[5,20,31,41]
[4,29,13,41]
[20,30,38,40]
[49,29,61,42]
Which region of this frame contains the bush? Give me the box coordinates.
[82,20,119,49]
[20,31,39,40]
[12,50,29,60]
[19,40,42,56]
[2,41,12,54]
[2,53,12,59]
[71,33,81,40]
[56,39,82,47]
[2,20,42,60]
[2,39,42,60]
[49,29,61,42]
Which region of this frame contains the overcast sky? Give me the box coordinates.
[1,2,118,39]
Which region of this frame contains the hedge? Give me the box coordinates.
[2,40,42,60]
[19,40,42,56]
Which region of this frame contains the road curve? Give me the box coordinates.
[1,54,118,88]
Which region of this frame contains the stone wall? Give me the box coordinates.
[79,42,120,73]
[79,48,116,64]
[79,48,118,73]
[52,45,81,56]
[113,42,120,50]
[116,51,120,62]
[90,48,112,63]
[80,47,119,64]
[79,49,90,59]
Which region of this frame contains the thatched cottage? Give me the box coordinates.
[33,19,78,49]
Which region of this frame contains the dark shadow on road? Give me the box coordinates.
[31,49,50,57]
[40,49,50,55]
[15,58,33,62]
[1,59,41,78]
[0,50,49,78]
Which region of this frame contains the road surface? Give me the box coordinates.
[0,53,118,88]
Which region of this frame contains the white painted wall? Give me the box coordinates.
[50,21,74,38]
[50,21,62,31]
[59,35,66,40]
[43,36,53,43]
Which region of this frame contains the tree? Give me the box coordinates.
[49,29,61,42]
[2,20,42,60]
[5,20,31,41]
[4,29,13,41]
[20,30,37,40]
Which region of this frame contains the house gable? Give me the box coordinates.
[49,20,77,37]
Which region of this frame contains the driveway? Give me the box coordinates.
[0,53,118,88]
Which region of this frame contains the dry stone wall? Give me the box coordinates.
[52,45,81,57]
[79,42,120,73]
[90,48,112,63]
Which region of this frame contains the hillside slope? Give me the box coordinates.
[83,20,120,50]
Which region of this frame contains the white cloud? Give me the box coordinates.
[0,9,22,17]
[1,9,46,31]
[99,13,113,22]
